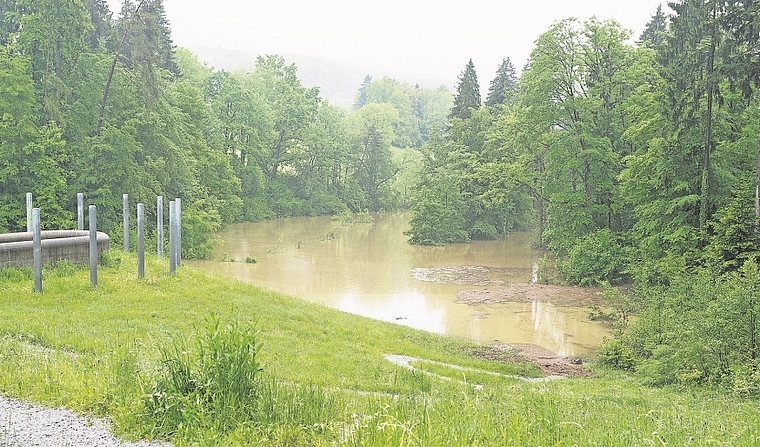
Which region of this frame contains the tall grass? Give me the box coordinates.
[0,255,759,445]
[143,315,262,437]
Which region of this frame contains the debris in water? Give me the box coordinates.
[410,265,508,286]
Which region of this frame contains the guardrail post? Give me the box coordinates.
[32,208,42,293]
[122,194,129,252]
[169,200,176,275]
[137,203,145,279]
[157,196,164,257]
[26,193,33,232]
[175,197,181,267]
[89,205,98,287]
[77,193,84,231]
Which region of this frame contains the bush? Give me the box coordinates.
[406,189,469,246]
[243,196,275,222]
[595,338,636,371]
[0,267,32,282]
[180,200,223,260]
[730,362,760,398]
[563,229,627,286]
[469,220,498,240]
[143,314,263,437]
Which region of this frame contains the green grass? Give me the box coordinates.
[409,359,532,386]
[0,253,759,445]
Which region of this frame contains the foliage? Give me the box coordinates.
[562,229,627,286]
[0,46,70,231]
[180,199,223,259]
[448,59,481,120]
[596,338,636,371]
[620,259,760,389]
[144,314,262,437]
[484,57,518,108]
[348,103,401,211]
[405,177,469,245]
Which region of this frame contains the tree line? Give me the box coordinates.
[0,0,452,257]
[403,1,760,393]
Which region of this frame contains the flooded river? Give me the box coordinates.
[191,212,609,356]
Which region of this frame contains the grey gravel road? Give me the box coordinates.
[0,396,171,447]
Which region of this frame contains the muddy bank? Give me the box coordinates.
[412,265,600,376]
[474,343,591,378]
[412,265,605,307]
[411,265,511,286]
[456,283,605,307]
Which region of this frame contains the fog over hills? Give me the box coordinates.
[189,46,453,110]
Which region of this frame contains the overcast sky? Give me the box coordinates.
[106,0,668,87]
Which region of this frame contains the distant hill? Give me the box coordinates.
[187,46,452,110]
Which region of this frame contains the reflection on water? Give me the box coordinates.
[190,212,609,356]
[338,290,447,334]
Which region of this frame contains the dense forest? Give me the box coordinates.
[0,0,452,256]
[3,0,760,393]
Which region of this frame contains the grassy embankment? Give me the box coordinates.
[0,253,759,446]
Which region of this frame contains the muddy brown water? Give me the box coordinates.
[190,212,609,356]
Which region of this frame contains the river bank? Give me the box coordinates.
[0,256,757,445]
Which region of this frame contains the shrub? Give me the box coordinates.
[180,200,223,260]
[0,267,32,282]
[595,338,636,371]
[143,314,263,437]
[468,220,498,240]
[730,362,760,398]
[563,229,627,286]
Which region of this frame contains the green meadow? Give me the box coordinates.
[0,254,758,446]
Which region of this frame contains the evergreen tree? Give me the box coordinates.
[85,0,113,51]
[115,0,179,114]
[0,0,19,46]
[485,58,518,107]
[638,4,668,48]
[448,59,480,120]
[118,0,179,76]
[353,74,371,111]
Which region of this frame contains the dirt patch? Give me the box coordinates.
[474,343,591,378]
[411,265,517,286]
[456,283,605,307]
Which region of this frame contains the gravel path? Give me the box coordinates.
[0,396,171,447]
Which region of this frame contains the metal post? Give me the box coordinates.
[77,193,84,231]
[26,193,33,232]
[169,200,176,275]
[157,196,163,257]
[89,205,98,287]
[175,197,182,267]
[123,194,129,252]
[137,203,145,279]
[32,208,42,293]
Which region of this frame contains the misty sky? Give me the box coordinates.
[106,0,667,87]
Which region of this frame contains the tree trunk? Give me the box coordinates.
[755,131,760,233]
[699,0,718,232]
[55,39,61,78]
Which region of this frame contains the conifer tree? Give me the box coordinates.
[485,57,518,107]
[448,59,480,120]
[0,0,19,45]
[85,0,114,50]
[353,74,371,111]
[638,4,668,48]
